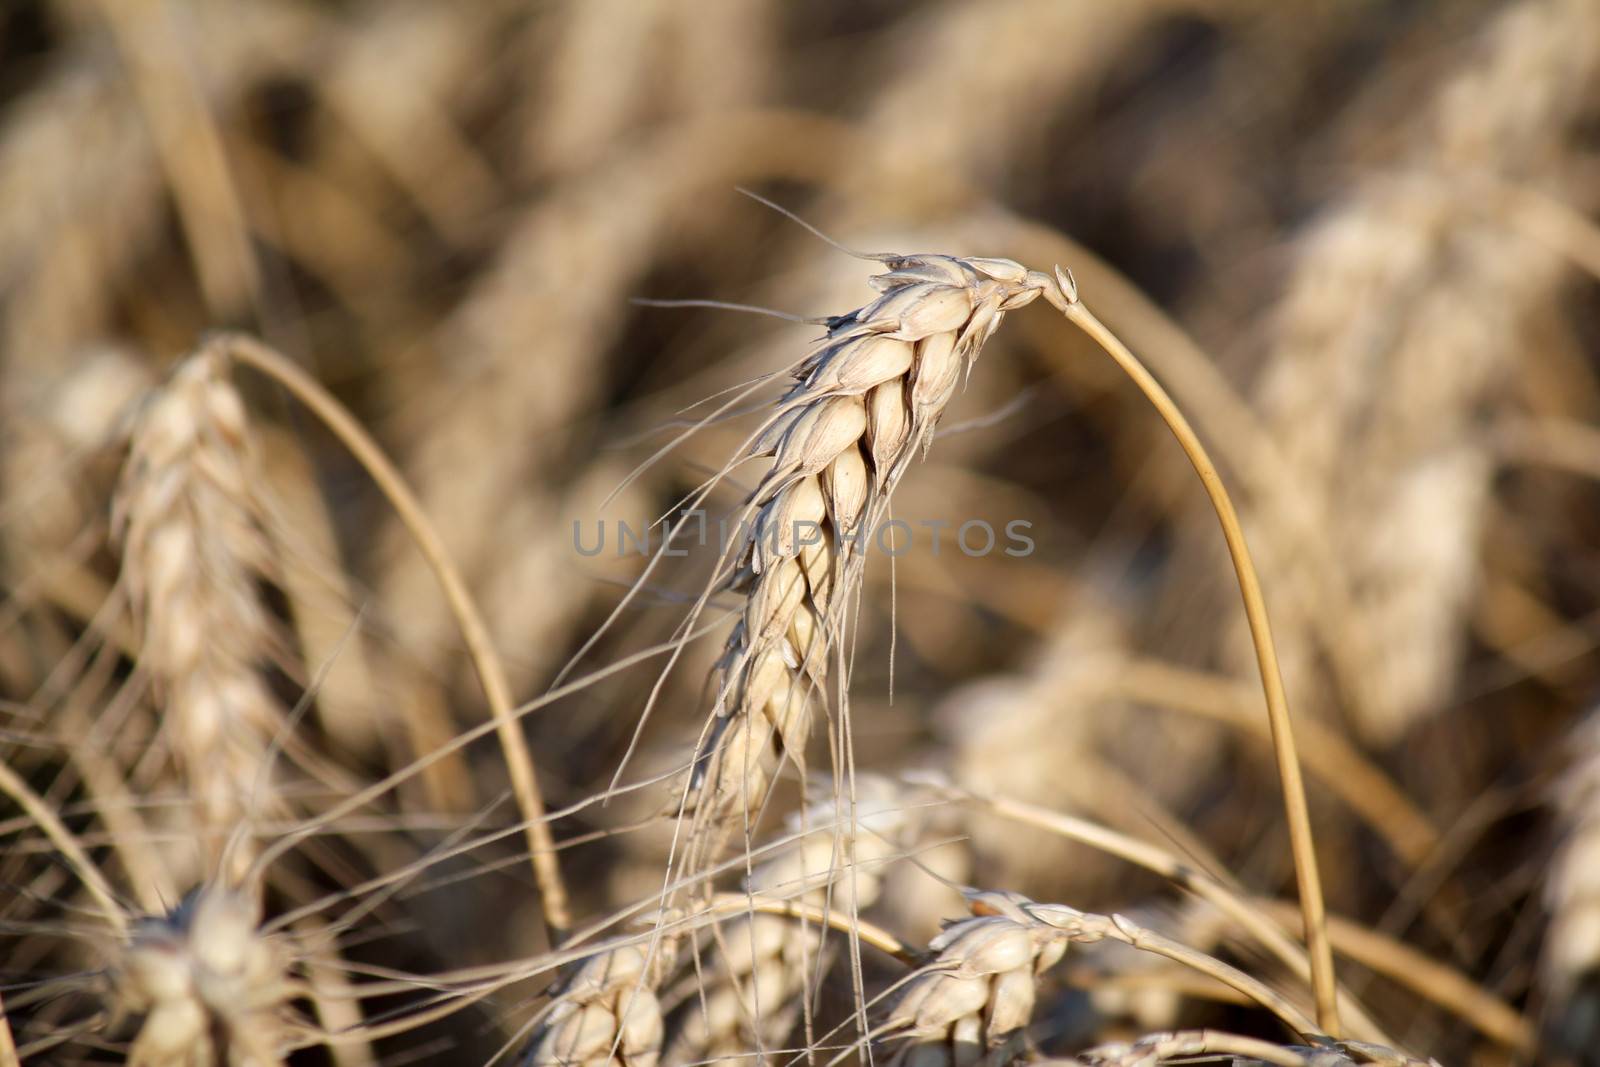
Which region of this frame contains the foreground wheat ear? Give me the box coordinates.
[664,236,1338,1034]
[684,251,1057,830]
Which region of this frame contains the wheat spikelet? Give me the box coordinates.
[1067,1031,1437,1067]
[111,886,289,1067]
[112,349,281,873]
[881,890,1076,1067]
[521,945,664,1067]
[686,253,1056,826]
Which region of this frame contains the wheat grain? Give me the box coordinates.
[881,890,1074,1067]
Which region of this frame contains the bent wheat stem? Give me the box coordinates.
[1046,282,1339,1036]
[218,334,572,939]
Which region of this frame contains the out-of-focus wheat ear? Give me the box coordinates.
[111,885,291,1067]
[522,0,774,178]
[112,348,282,877]
[216,334,572,939]
[845,0,1205,216]
[1042,274,1339,1037]
[1232,0,1600,747]
[319,2,501,244]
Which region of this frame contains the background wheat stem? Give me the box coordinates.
[1252,900,1533,1052]
[1054,293,1339,1037]
[219,333,573,939]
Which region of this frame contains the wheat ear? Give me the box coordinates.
[111,886,290,1067]
[113,350,281,875]
[684,252,1056,833]
[520,945,665,1067]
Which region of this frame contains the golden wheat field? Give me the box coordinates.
[6,1,1600,1064]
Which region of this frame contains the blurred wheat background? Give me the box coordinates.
[4,0,1600,1064]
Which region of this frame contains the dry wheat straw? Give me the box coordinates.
[113,351,281,873]
[1049,288,1339,1034]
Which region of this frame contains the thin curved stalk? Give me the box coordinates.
[220,334,571,939]
[1043,280,1338,1035]
[707,892,915,965]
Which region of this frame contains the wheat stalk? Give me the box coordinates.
[214,334,573,937]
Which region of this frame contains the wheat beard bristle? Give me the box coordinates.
[684,254,1054,831]
[113,350,281,874]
